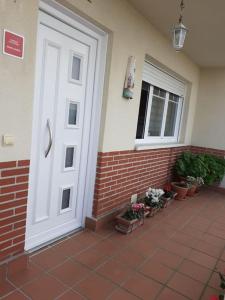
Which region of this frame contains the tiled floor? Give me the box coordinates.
[1,189,225,300]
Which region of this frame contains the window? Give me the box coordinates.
[66,100,80,128]
[61,188,71,210]
[68,51,83,85]
[136,62,185,144]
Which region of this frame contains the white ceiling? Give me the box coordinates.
[129,0,225,67]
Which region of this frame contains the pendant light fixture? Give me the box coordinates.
[172,0,188,51]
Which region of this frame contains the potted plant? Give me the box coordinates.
[115,203,145,234]
[186,176,198,197]
[175,151,225,186]
[144,188,164,216]
[161,183,177,207]
[171,181,189,200]
[195,176,204,192]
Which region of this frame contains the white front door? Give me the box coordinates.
[25,11,98,250]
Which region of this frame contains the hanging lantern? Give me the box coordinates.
[172,0,188,51]
[173,22,188,51]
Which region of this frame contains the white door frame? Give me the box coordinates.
[25,0,108,249]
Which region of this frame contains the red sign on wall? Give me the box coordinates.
[3,30,24,59]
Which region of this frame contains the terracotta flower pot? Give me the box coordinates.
[115,213,144,234]
[187,184,197,197]
[171,182,188,201]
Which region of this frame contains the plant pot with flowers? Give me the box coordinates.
[115,203,145,234]
[161,183,177,207]
[186,176,198,197]
[144,188,164,217]
[195,177,204,193]
[171,181,189,200]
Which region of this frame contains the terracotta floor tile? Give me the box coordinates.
[2,290,28,299]
[139,259,174,284]
[7,262,42,287]
[108,232,137,247]
[31,247,67,270]
[208,272,221,291]
[94,224,114,238]
[21,273,66,300]
[113,247,146,269]
[193,240,222,258]
[162,240,191,258]
[208,227,225,240]
[188,249,217,270]
[73,248,109,269]
[220,250,225,262]
[171,232,198,248]
[129,238,158,258]
[215,260,225,273]
[49,260,90,286]
[122,272,162,300]
[200,286,219,300]
[7,255,28,276]
[74,273,116,300]
[97,258,132,285]
[57,289,85,300]
[201,233,225,248]
[54,238,87,257]
[91,239,120,257]
[178,259,212,284]
[181,226,204,239]
[152,249,183,270]
[69,230,101,247]
[167,272,205,300]
[190,218,211,232]
[157,287,189,300]
[108,288,140,300]
[0,280,15,298]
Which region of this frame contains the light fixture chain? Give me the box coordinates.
[179,0,185,23]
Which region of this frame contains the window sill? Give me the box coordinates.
[134,142,188,151]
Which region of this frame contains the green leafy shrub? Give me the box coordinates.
[175,151,225,185]
[175,152,207,178]
[202,154,225,185]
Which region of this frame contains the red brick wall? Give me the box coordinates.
[93,146,190,217]
[0,160,29,262]
[0,145,223,262]
[191,146,225,157]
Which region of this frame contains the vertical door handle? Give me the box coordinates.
[45,119,53,158]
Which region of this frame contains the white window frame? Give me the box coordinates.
[68,50,84,85]
[141,84,184,144]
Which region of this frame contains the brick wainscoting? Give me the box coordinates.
[93,146,191,219]
[0,160,29,263]
[191,146,225,157]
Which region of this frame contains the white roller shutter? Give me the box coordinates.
[142,62,185,96]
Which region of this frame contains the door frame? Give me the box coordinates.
[25,0,108,250]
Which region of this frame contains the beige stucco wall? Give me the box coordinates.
[59,0,200,152]
[192,68,225,151]
[0,0,38,162]
[0,0,200,162]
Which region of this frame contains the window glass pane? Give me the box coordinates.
[148,96,165,136]
[71,56,81,81]
[136,81,150,139]
[164,101,178,136]
[65,147,74,168]
[169,93,179,103]
[153,86,166,98]
[68,103,78,125]
[61,188,71,210]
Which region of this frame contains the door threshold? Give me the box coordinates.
[27,227,83,254]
